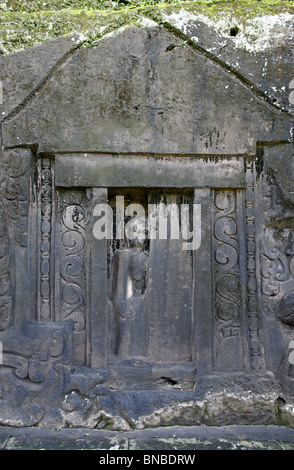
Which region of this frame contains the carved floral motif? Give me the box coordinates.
[260,180,294,298]
[0,206,12,330]
[57,190,88,364]
[0,149,31,330]
[259,170,294,339]
[0,329,66,384]
[2,149,30,247]
[59,191,87,330]
[213,190,241,339]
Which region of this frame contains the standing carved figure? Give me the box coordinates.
[110,217,149,360]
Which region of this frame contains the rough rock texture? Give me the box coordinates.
[0,1,294,429]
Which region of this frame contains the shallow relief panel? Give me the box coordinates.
[0,22,292,427]
[0,150,74,426]
[257,145,294,397]
[0,148,283,429]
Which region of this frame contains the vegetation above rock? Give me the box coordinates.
[0,0,293,54]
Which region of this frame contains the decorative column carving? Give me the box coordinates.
[245,158,263,370]
[0,149,31,329]
[0,206,12,330]
[57,190,88,365]
[213,190,241,338]
[213,189,247,370]
[39,157,53,321]
[260,179,291,298]
[2,149,30,247]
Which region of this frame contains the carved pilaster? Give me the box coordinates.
[57,190,88,365]
[245,159,263,370]
[259,172,294,328]
[260,179,291,298]
[2,149,30,247]
[0,206,12,330]
[38,157,54,321]
[213,190,241,339]
[0,149,31,329]
[213,189,246,370]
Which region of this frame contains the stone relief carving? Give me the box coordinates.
[2,329,66,384]
[0,148,31,331]
[213,190,241,340]
[0,321,76,427]
[39,157,53,321]
[109,216,149,361]
[0,149,289,427]
[245,159,262,370]
[0,13,293,430]
[57,190,88,365]
[258,154,294,389]
[0,329,67,383]
[278,294,294,327]
[1,149,31,247]
[212,160,265,371]
[260,176,294,309]
[0,206,12,331]
[261,227,293,297]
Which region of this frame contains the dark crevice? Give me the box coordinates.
[161,377,178,386]
[165,43,177,52]
[230,26,239,37]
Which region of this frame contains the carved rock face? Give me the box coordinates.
[0,17,293,429]
[279,295,294,326]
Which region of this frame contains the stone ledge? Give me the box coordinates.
[1,424,294,450]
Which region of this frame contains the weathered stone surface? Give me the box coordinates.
[1,25,292,154]
[0,35,85,122]
[3,424,294,450]
[163,8,294,114]
[0,4,293,430]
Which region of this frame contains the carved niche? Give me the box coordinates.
[29,153,265,381]
[0,20,293,428]
[0,147,284,427]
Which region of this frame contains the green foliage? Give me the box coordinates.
[1,0,293,13]
[2,0,190,12]
[0,0,293,54]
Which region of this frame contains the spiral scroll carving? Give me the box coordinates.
[59,193,87,333]
[213,190,240,338]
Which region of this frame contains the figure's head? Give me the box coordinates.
[126,216,147,248]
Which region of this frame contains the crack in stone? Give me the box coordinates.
[2,38,87,124]
[1,435,12,450]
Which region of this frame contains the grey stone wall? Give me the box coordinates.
[0,7,294,429]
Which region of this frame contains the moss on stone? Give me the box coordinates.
[0,8,139,53]
[162,0,294,20]
[0,0,293,54]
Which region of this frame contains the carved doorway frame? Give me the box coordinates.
[30,151,264,387]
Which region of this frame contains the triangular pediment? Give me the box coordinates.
[1,25,291,155]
